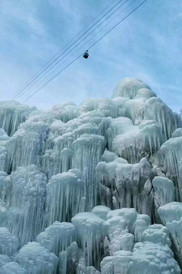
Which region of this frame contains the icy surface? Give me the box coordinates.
[15,242,58,274]
[36,221,75,255]
[0,101,36,136]
[46,169,84,224]
[0,262,27,274]
[0,78,181,273]
[158,202,182,264]
[6,165,47,245]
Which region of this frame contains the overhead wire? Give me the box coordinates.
[23,0,148,103]
[16,0,132,100]
[20,0,136,97]
[12,0,127,100]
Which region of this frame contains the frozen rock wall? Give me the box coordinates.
[0,78,181,273]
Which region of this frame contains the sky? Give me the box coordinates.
[0,0,181,112]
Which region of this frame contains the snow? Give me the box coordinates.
[0,78,181,273]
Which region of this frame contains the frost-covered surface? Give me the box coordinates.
[0,78,181,273]
[15,242,58,274]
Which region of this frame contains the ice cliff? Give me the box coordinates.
[0,78,181,273]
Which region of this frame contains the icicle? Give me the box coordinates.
[72,134,105,210]
[0,101,36,136]
[72,212,107,267]
[36,221,75,256]
[6,165,47,245]
[46,169,84,224]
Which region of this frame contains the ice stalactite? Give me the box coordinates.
[0,78,180,273]
[0,129,9,172]
[144,97,180,140]
[0,101,36,136]
[123,88,156,125]
[106,116,164,164]
[14,242,58,274]
[72,134,105,210]
[152,176,175,219]
[158,202,182,266]
[156,134,182,201]
[96,156,153,215]
[36,221,75,256]
[6,166,47,245]
[72,212,107,268]
[6,120,49,171]
[111,120,164,163]
[46,169,84,224]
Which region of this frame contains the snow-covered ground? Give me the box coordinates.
[0,78,181,273]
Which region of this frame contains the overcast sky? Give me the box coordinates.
[0,0,181,112]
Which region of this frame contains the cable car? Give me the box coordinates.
[83,50,89,59]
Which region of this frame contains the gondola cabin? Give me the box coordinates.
[83,50,89,59]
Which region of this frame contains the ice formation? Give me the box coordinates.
[0,78,181,273]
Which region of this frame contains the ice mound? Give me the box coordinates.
[0,255,11,268]
[72,212,106,267]
[14,242,58,274]
[0,227,19,256]
[113,78,151,99]
[36,221,75,255]
[0,262,27,274]
[101,222,180,274]
[0,78,181,273]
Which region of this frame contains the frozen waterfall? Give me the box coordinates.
[0,78,181,273]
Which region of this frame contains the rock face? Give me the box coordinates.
[0,78,181,273]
